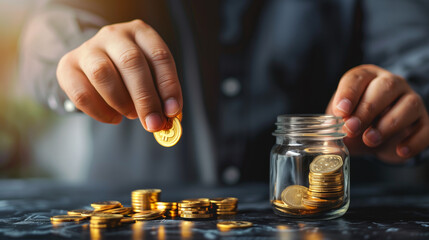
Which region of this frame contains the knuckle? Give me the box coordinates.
[71,90,92,108]
[378,76,398,92]
[88,60,112,85]
[358,101,374,118]
[386,117,399,130]
[158,74,178,89]
[100,24,117,34]
[150,49,172,64]
[130,19,147,28]
[406,94,422,109]
[118,48,143,70]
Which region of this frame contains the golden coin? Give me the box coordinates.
[153,117,182,147]
[91,213,123,220]
[51,215,87,222]
[310,155,343,174]
[281,185,308,209]
[307,190,344,198]
[217,221,253,229]
[67,209,93,217]
[132,189,162,194]
[91,201,122,210]
[120,217,135,224]
[180,213,213,219]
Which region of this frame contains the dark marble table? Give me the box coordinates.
[0,179,429,239]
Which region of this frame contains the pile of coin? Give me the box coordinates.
[155,202,178,218]
[273,154,345,216]
[178,198,214,219]
[90,213,123,228]
[304,155,344,209]
[210,198,238,215]
[51,188,240,229]
[131,189,161,212]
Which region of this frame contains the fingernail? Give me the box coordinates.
[345,117,361,134]
[400,146,410,156]
[145,113,163,131]
[336,98,352,115]
[164,98,180,116]
[366,128,381,146]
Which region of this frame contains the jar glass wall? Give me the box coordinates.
[270,115,350,220]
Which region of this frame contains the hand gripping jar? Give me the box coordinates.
[270,115,350,220]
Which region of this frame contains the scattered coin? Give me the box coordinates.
[217,221,253,230]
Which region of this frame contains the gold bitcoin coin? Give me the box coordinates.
[217,221,253,229]
[281,185,308,209]
[310,155,343,174]
[154,117,182,147]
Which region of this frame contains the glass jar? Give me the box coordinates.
[270,114,350,220]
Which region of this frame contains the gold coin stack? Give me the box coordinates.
[273,154,345,216]
[155,202,178,218]
[90,213,123,228]
[131,189,161,212]
[304,155,344,209]
[210,198,238,215]
[178,198,214,219]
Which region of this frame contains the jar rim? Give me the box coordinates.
[273,114,346,139]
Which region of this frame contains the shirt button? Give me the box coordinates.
[221,77,241,97]
[222,166,240,185]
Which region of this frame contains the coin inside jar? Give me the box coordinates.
[310,155,343,174]
[281,185,309,209]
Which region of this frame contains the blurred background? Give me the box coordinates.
[0,0,428,187]
[0,0,91,182]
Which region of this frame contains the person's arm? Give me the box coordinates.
[19,0,183,132]
[19,0,108,113]
[326,0,429,164]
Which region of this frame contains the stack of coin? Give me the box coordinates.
[178,198,213,219]
[304,155,344,209]
[210,198,238,215]
[90,213,123,228]
[131,189,161,212]
[91,201,123,212]
[155,202,178,218]
[272,154,345,216]
[132,210,163,221]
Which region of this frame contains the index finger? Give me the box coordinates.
[332,64,380,117]
[133,20,183,118]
